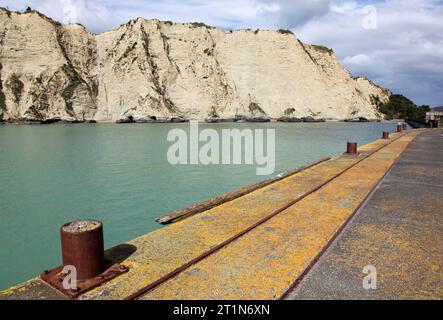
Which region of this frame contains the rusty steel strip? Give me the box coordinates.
[156,157,332,224]
[125,133,407,300]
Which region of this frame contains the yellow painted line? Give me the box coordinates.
[139,132,419,300]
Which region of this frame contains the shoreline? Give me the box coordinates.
[0,118,398,126]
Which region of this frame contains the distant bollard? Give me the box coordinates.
[347,142,358,155]
[397,124,402,132]
[382,131,389,139]
[402,123,407,131]
[60,220,105,280]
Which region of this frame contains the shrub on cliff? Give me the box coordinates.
[277,29,293,35]
[378,94,430,121]
[248,102,266,114]
[6,74,24,104]
[284,108,296,116]
[190,22,215,29]
[310,45,334,54]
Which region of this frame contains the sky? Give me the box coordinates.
[1,0,442,106]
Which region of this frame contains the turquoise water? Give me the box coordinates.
[0,122,397,290]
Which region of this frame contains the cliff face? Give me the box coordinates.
[0,8,390,122]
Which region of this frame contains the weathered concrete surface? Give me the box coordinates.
[287,129,443,300]
[0,279,68,300]
[139,132,419,300]
[0,130,426,300]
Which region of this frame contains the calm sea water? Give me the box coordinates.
[0,122,397,289]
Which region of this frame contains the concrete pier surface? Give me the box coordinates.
[287,129,443,299]
[1,129,441,300]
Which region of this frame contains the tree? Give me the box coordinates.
[416,105,430,121]
[377,94,428,120]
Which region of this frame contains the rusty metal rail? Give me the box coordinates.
[279,149,403,299]
[125,132,407,300]
[156,157,332,224]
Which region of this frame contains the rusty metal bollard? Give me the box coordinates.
[347,142,358,155]
[60,220,105,280]
[382,131,390,139]
[41,219,129,298]
[397,124,402,132]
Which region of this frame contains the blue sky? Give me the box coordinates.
[1,0,442,106]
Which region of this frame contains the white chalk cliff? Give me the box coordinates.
[0,8,391,123]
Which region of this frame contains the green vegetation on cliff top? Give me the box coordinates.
[376,94,430,121]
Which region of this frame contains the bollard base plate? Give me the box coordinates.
[40,260,128,299]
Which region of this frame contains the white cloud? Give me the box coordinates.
[254,0,332,28]
[1,0,114,32]
[330,1,359,14]
[343,54,373,65]
[295,0,443,105]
